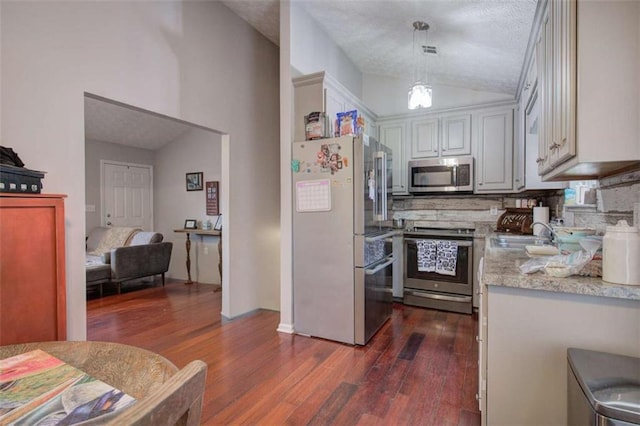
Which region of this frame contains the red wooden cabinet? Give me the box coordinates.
[0,193,67,344]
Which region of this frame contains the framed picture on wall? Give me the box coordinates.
[206,181,219,215]
[186,172,203,191]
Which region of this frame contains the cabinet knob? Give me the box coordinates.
[515,178,520,182]
[442,148,446,151]
[478,182,483,186]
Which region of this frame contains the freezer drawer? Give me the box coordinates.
[355,255,393,345]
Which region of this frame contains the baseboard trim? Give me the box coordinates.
[277,323,295,334]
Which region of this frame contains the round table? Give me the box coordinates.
[0,341,178,399]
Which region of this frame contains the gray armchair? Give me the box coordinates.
[110,241,173,293]
[86,228,173,295]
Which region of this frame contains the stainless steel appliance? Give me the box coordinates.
[292,135,394,345]
[403,228,473,314]
[408,156,474,193]
[568,348,640,425]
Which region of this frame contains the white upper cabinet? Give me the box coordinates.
[293,71,377,142]
[441,113,472,157]
[379,121,407,194]
[474,106,514,193]
[410,113,471,159]
[411,117,439,158]
[380,102,512,195]
[514,97,526,191]
[535,0,640,180]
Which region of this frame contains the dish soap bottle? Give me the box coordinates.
[602,220,640,285]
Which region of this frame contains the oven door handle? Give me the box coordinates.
[365,256,394,275]
[365,230,396,243]
[405,290,472,303]
[404,237,472,247]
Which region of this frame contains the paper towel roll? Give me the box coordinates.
[533,207,550,236]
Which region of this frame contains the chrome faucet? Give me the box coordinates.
[531,222,558,246]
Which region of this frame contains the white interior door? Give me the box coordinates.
[102,161,153,230]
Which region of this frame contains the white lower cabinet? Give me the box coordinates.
[483,285,640,425]
[477,258,487,425]
[473,106,514,193]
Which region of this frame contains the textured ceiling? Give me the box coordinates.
[85,97,196,150]
[85,1,537,150]
[222,0,537,95]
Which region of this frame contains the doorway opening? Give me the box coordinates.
[84,93,226,301]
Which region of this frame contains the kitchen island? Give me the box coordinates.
[480,236,640,426]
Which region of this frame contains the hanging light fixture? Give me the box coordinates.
[408,21,432,110]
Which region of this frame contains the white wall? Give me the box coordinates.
[363,74,515,117]
[156,127,221,285]
[1,1,280,339]
[84,139,156,233]
[290,3,362,99]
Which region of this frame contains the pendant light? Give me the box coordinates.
[408,21,432,110]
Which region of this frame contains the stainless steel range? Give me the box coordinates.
[403,227,474,314]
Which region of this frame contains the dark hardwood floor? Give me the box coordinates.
[87,280,480,425]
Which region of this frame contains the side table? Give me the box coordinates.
[173,229,222,285]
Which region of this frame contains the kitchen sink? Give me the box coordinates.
[490,234,552,249]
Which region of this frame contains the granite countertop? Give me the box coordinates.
[483,235,640,301]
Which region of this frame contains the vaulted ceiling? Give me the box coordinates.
[222,0,538,95]
[85,1,538,149]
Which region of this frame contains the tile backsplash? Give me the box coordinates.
[393,168,640,235]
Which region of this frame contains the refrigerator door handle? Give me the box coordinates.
[364,230,396,243]
[365,256,394,275]
[374,151,387,221]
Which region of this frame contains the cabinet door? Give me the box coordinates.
[474,108,514,192]
[514,96,526,190]
[411,118,439,158]
[379,122,407,194]
[527,50,537,94]
[536,9,553,175]
[477,257,487,421]
[0,195,66,344]
[324,88,346,137]
[441,113,471,156]
[363,112,377,139]
[552,0,576,166]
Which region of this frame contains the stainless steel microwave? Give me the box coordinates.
[408,156,474,193]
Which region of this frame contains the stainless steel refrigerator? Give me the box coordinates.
[292,135,394,345]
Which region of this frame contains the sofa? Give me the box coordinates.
[86,227,173,296]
